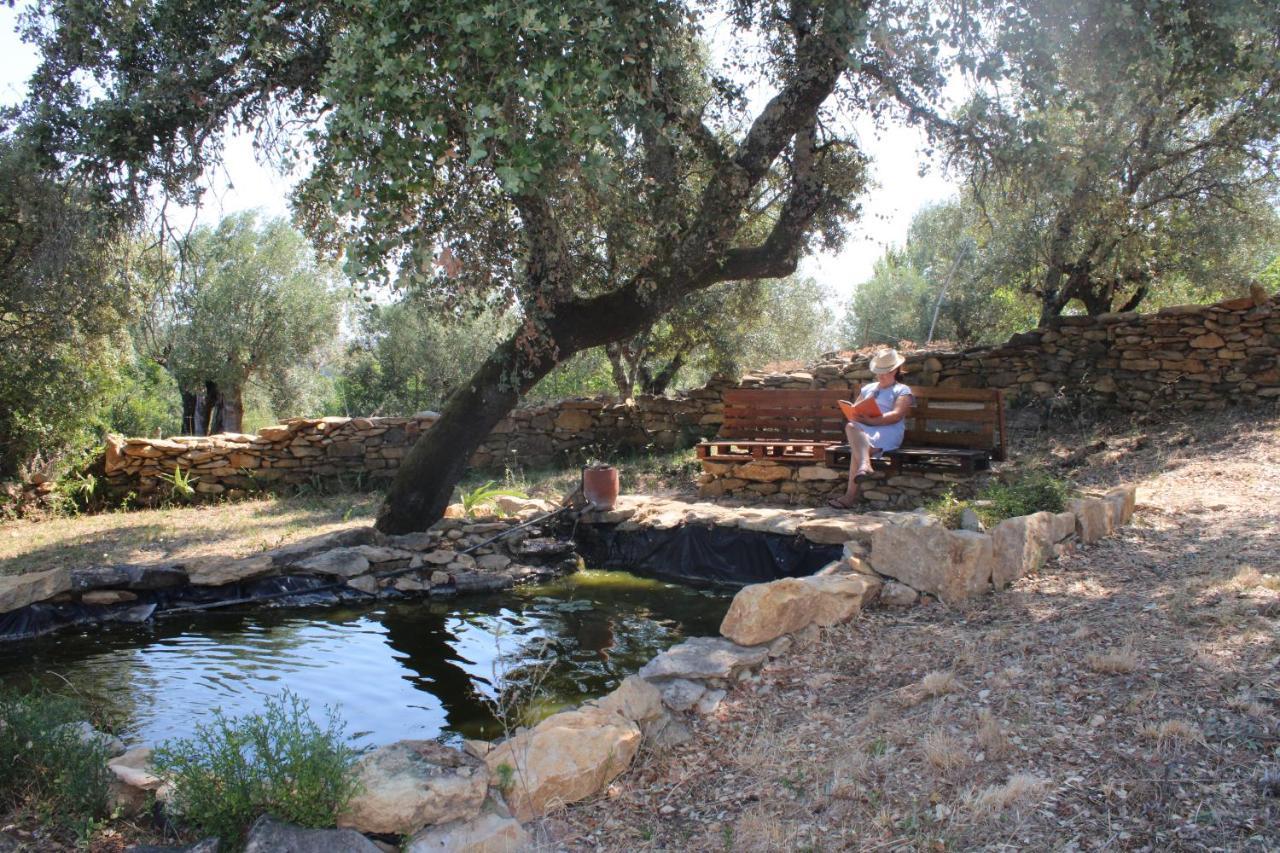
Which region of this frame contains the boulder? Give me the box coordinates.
[638,636,769,682]
[293,548,371,579]
[990,512,1055,589]
[189,554,275,586]
[339,741,489,835]
[0,568,71,614]
[69,564,188,592]
[590,676,665,730]
[733,461,792,483]
[796,517,885,545]
[718,574,880,646]
[81,589,139,606]
[484,707,641,821]
[492,495,558,515]
[869,524,993,604]
[878,580,919,607]
[405,812,530,853]
[244,815,382,853]
[346,575,379,595]
[1068,497,1112,544]
[656,678,707,712]
[475,554,511,572]
[1104,484,1136,526]
[1050,511,1077,543]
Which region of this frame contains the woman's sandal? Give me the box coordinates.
[827,494,859,510]
[853,467,875,483]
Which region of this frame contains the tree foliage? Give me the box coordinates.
[138,213,344,433]
[951,0,1280,320]
[16,0,980,529]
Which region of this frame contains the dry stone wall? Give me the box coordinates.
[100,292,1277,503]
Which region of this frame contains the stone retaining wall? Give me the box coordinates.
[98,291,1277,504]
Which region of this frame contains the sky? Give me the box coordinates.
[0,6,958,310]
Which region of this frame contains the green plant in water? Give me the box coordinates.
[459,480,528,517]
[158,466,199,502]
[152,690,360,847]
[0,686,112,833]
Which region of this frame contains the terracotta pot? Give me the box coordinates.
[581,465,620,510]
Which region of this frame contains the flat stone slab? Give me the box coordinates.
[0,568,71,614]
[639,636,768,682]
[577,496,928,547]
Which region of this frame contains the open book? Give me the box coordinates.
[838,397,882,421]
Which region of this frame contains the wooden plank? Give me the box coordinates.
[995,389,1008,462]
[907,387,1001,401]
[907,408,996,424]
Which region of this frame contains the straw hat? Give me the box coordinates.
[869,348,906,374]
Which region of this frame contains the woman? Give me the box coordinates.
[828,348,913,509]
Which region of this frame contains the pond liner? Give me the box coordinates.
[572,522,842,588]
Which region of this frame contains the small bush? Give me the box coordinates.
[0,687,112,830]
[152,691,360,847]
[924,487,970,529]
[980,470,1070,520]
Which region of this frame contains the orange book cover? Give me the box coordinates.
[838,397,881,421]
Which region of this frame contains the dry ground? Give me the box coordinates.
[552,407,1280,851]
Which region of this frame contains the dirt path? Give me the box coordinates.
[553,410,1280,851]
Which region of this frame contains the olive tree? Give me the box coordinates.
[19,0,972,530]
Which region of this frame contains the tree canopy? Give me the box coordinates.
[17,0,974,530]
[949,0,1280,321]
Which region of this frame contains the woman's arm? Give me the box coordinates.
[857,392,913,426]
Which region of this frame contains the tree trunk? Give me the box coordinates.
[192,388,210,436]
[377,338,539,533]
[204,381,225,435]
[181,391,199,435]
[221,384,244,433]
[643,352,686,396]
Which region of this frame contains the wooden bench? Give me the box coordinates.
[697,387,1006,474]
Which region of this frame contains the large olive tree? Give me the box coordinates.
[19,0,970,531]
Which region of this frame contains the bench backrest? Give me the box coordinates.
[720,386,1007,460]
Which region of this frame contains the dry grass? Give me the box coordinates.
[0,491,379,578]
[1085,637,1140,674]
[555,407,1280,851]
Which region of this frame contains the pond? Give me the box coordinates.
[0,570,730,749]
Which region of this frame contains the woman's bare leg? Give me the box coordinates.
[834,424,873,505]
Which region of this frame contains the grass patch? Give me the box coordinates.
[152,691,360,848]
[927,470,1072,529]
[1085,638,1140,674]
[0,686,112,834]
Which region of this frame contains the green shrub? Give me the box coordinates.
[981,471,1070,521]
[924,487,971,530]
[152,691,360,847]
[0,687,112,830]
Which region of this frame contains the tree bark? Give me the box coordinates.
[221,384,244,433]
[181,390,198,435]
[204,381,225,435]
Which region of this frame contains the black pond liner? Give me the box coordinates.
[572,522,842,588]
[0,574,362,642]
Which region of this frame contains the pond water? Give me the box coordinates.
[0,571,730,749]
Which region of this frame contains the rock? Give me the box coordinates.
[430,570,452,585]
[734,461,792,483]
[795,517,885,545]
[718,574,880,646]
[0,568,71,614]
[404,812,530,853]
[510,537,576,559]
[639,636,769,682]
[878,580,919,607]
[69,564,188,592]
[386,532,439,551]
[339,740,489,835]
[958,507,985,532]
[990,512,1055,588]
[797,466,841,481]
[1050,511,1077,543]
[590,676,665,729]
[346,575,379,595]
[484,707,641,821]
[695,688,727,715]
[656,678,707,712]
[244,815,382,853]
[294,548,372,579]
[869,524,993,604]
[475,554,511,572]
[125,840,220,853]
[189,554,275,586]
[422,549,456,565]
[1104,484,1136,526]
[81,589,139,606]
[1068,497,1112,544]
[492,495,558,516]
[351,545,414,564]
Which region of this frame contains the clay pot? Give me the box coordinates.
[581,465,620,510]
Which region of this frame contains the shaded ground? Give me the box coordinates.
[553,407,1280,851]
[0,447,702,579]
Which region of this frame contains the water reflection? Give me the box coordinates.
[0,571,729,748]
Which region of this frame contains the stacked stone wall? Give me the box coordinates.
[100,292,1278,503]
